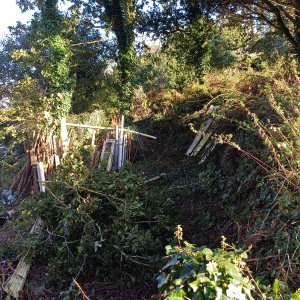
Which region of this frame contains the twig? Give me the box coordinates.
[72,278,90,300]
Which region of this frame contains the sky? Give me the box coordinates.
[0,0,34,38]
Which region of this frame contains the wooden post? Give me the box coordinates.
[114,125,119,171]
[52,135,60,167]
[36,162,46,193]
[60,118,68,157]
[118,116,124,170]
[185,118,214,156]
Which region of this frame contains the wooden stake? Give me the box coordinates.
[3,258,30,299]
[114,125,119,171]
[52,135,60,167]
[36,162,46,193]
[60,118,68,157]
[186,118,214,156]
[118,115,124,170]
[192,131,212,156]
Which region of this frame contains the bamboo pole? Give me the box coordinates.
[66,123,114,130]
[125,129,157,140]
[65,122,156,139]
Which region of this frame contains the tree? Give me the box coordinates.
[13,0,75,126]
[95,0,138,110]
[221,0,300,61]
[143,0,215,76]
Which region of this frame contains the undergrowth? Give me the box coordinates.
[20,149,174,287]
[188,64,299,296]
[141,61,300,297]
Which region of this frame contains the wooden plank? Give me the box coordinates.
[52,135,60,167]
[191,131,213,156]
[36,162,46,193]
[106,141,115,172]
[29,149,36,165]
[198,140,217,165]
[114,125,119,171]
[99,141,108,164]
[3,259,30,299]
[66,122,156,140]
[99,140,115,171]
[186,118,214,156]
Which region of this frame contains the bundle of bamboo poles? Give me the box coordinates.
[90,116,138,172]
[10,131,60,199]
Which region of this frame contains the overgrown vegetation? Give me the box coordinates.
[0,0,300,299]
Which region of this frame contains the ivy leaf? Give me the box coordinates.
[165,245,172,254]
[189,279,200,292]
[157,273,168,288]
[168,288,186,300]
[162,256,178,270]
[202,248,213,260]
[206,261,218,275]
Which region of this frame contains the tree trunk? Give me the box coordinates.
[97,0,136,108]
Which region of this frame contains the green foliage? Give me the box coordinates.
[27,151,172,284]
[165,17,212,76]
[134,48,194,93]
[204,65,300,292]
[157,236,254,300]
[210,25,247,69]
[96,0,137,111]
[11,0,75,129]
[291,288,300,300]
[249,32,291,65]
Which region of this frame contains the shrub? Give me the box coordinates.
[28,151,173,285]
[157,228,255,300]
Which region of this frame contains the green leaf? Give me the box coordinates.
[202,248,213,260]
[206,261,218,275]
[240,251,248,259]
[273,279,279,296]
[157,273,168,288]
[165,245,173,253]
[189,279,200,292]
[291,288,300,300]
[162,256,178,270]
[174,278,182,286]
[168,288,186,300]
